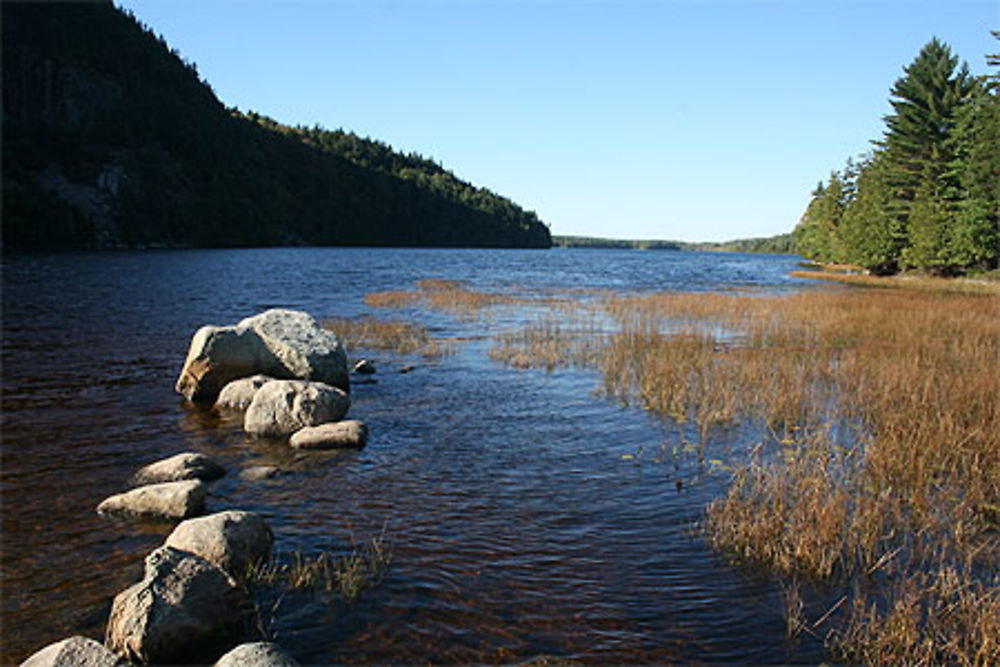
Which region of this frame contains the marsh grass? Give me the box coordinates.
[324,316,451,357]
[245,532,393,603]
[364,278,520,317]
[791,269,1000,295]
[482,282,999,664]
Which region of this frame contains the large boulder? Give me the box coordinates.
[97,480,206,520]
[176,310,348,404]
[133,452,225,485]
[216,375,273,411]
[215,642,300,667]
[165,510,272,580]
[20,636,122,667]
[105,546,245,664]
[243,380,350,438]
[289,420,368,450]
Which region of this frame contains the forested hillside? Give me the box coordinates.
[1,2,551,250]
[794,36,999,275]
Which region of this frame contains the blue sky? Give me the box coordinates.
[118,0,997,242]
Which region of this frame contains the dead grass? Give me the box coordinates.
[364,278,519,317]
[324,316,450,357]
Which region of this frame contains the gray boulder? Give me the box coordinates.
[241,310,349,392]
[289,420,368,450]
[164,510,272,580]
[176,310,348,404]
[216,375,273,411]
[105,546,244,665]
[175,325,278,403]
[244,380,350,438]
[133,452,225,485]
[20,636,122,667]
[97,480,206,520]
[215,642,300,667]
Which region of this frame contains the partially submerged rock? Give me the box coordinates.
[240,465,280,481]
[353,359,376,375]
[133,452,225,485]
[105,546,244,665]
[165,510,272,580]
[215,642,300,667]
[289,420,368,450]
[20,635,122,667]
[216,374,273,411]
[176,309,349,404]
[243,380,350,438]
[97,480,206,520]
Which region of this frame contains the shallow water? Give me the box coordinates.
[1,247,826,664]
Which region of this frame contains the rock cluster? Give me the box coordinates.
[176,309,349,403]
[27,309,370,664]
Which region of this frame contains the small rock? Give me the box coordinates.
[353,359,376,375]
[164,510,272,580]
[289,420,369,450]
[240,465,280,481]
[20,636,122,667]
[106,546,244,664]
[97,480,206,520]
[244,380,350,438]
[399,365,416,374]
[133,452,225,485]
[215,642,300,667]
[216,374,274,410]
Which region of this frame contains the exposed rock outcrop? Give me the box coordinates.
[164,511,272,580]
[96,480,206,520]
[289,420,369,450]
[243,380,350,438]
[133,452,225,485]
[20,636,122,667]
[176,310,348,404]
[105,547,244,664]
[215,642,300,667]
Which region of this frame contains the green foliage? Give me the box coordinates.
[837,154,904,274]
[1,2,550,250]
[794,35,998,274]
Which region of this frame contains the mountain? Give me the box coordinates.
[1,1,551,250]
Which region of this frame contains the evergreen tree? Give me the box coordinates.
[794,172,847,262]
[946,34,1000,270]
[839,153,904,274]
[880,38,973,269]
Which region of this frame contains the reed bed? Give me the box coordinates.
[485,283,999,664]
[364,278,519,317]
[324,316,449,357]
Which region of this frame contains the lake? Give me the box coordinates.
[1,247,826,664]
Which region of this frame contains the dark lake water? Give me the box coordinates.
[1,248,826,664]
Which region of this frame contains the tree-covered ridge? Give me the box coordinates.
[794,36,999,275]
[245,114,547,244]
[1,1,551,250]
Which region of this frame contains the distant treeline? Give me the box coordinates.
[1,2,551,250]
[553,233,794,254]
[793,36,999,275]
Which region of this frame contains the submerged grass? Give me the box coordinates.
[324,316,450,357]
[365,277,519,317]
[482,281,999,665]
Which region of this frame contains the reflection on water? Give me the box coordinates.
[1,248,823,664]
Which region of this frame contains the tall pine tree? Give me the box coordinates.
[881,38,973,271]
